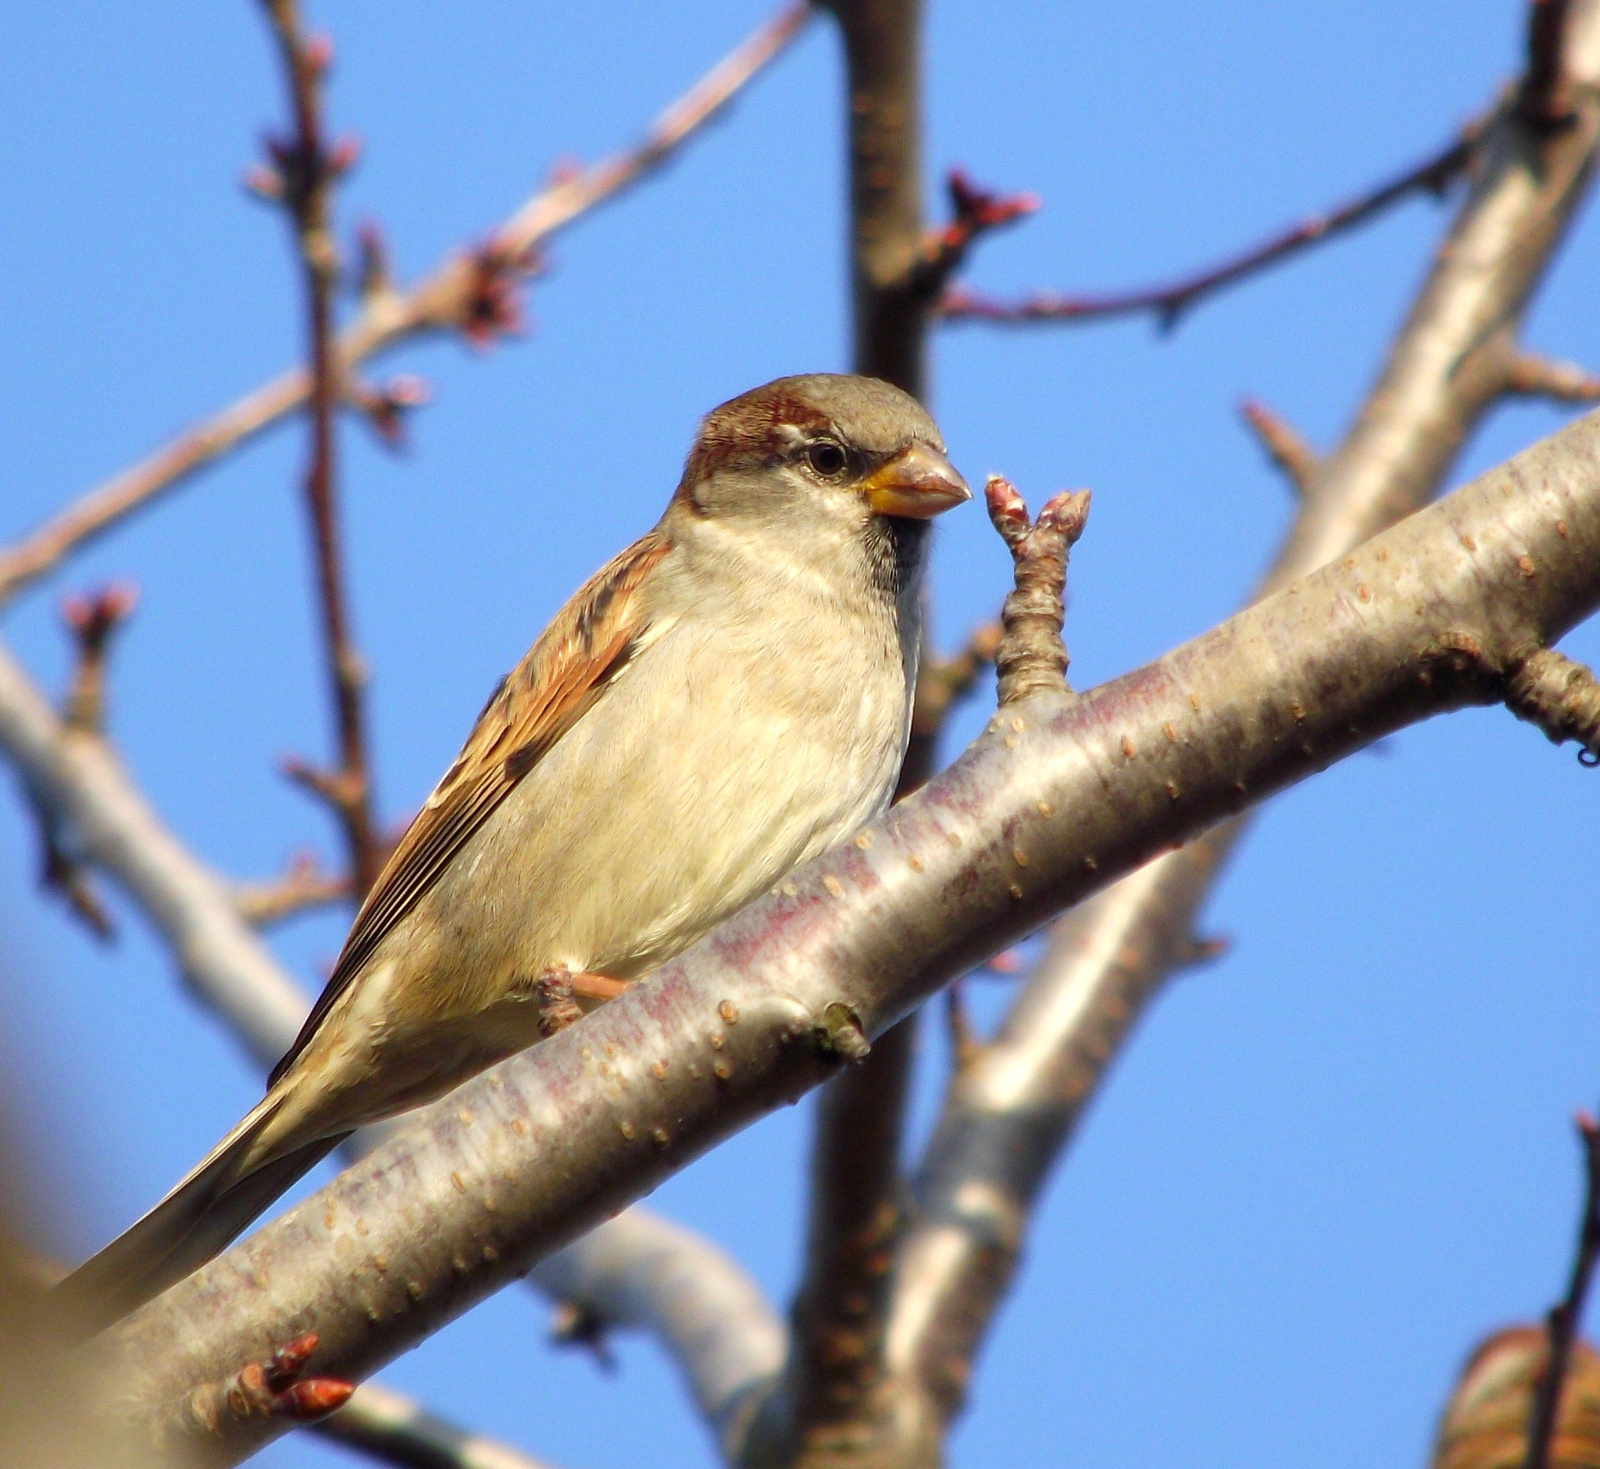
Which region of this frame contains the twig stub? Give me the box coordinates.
[1504,649,1600,765]
[985,476,1090,707]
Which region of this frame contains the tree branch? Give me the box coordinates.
[872,1,1600,1453]
[529,1209,786,1459]
[317,1381,565,1469]
[257,0,382,896]
[0,1,812,612]
[938,113,1488,331]
[94,398,1600,1463]
[775,4,935,1454]
[820,0,926,395]
[0,639,311,1073]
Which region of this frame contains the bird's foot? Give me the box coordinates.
[533,966,628,1037]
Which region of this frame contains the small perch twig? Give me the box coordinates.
[984,476,1091,706]
[32,585,141,939]
[1526,1111,1600,1469]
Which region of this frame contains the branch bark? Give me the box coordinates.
[528,1209,786,1459]
[869,2,1600,1458]
[776,5,932,1456]
[93,398,1600,1463]
[259,0,384,896]
[0,2,812,612]
[937,114,1486,331]
[317,1381,564,1469]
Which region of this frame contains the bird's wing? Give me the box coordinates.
[267,528,673,1088]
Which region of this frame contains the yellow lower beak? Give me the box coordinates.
[862,442,972,519]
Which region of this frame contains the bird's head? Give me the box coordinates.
[673,374,970,540]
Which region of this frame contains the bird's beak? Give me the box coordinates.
[862,443,972,519]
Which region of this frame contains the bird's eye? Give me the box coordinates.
[804,440,848,478]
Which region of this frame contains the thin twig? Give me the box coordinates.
[0,1,812,611]
[1239,397,1320,498]
[939,114,1488,332]
[909,169,1038,303]
[1526,1111,1600,1469]
[258,1,382,896]
[231,852,352,927]
[32,584,141,939]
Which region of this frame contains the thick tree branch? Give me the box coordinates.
[0,625,781,1451]
[0,2,812,611]
[872,3,1600,1454]
[94,400,1600,1463]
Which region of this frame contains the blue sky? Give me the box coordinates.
[3,3,1600,1466]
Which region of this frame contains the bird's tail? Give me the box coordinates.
[53,1090,350,1339]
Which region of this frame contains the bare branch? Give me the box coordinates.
[27,583,142,940]
[1505,648,1600,761]
[95,402,1600,1462]
[0,639,310,1072]
[257,0,382,897]
[819,0,927,394]
[1520,0,1581,131]
[0,2,812,610]
[909,623,999,740]
[938,116,1487,332]
[874,5,1600,1454]
[1506,353,1600,404]
[231,852,352,927]
[776,5,937,1453]
[1239,397,1321,498]
[60,583,139,736]
[317,1381,565,1469]
[1527,1112,1600,1469]
[909,169,1038,303]
[778,1017,916,1460]
[529,1210,786,1456]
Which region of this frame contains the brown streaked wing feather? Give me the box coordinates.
[267,530,673,1088]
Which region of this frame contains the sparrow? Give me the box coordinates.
[58,373,969,1332]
